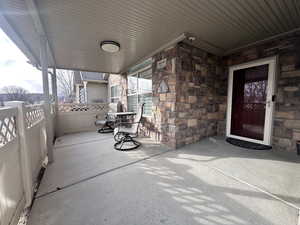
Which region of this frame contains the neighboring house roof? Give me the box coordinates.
[74,71,108,85]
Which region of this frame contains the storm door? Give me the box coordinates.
[226,57,276,145]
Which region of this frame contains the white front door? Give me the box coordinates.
[226,56,277,146]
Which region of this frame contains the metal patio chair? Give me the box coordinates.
[95,113,116,133]
[113,103,145,151]
[96,102,123,133]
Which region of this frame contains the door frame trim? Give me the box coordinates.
[226,56,277,145]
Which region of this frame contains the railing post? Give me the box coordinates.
[83,81,88,103]
[40,35,54,163]
[51,67,58,138]
[41,101,54,163]
[56,104,63,137]
[4,101,33,207]
[52,67,58,111]
[75,84,80,103]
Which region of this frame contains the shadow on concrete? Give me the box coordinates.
[29,133,299,225]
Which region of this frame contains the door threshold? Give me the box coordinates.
[226,137,272,150]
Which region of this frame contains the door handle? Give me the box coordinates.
[267,95,276,107]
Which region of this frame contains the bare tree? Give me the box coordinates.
[1,86,30,102]
[56,70,75,102]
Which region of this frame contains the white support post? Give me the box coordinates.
[51,67,58,110]
[51,68,58,138]
[40,35,54,163]
[83,81,88,103]
[75,84,80,103]
[4,101,33,207]
[75,85,78,103]
[40,36,49,102]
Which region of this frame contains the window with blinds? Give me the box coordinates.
[127,67,152,116]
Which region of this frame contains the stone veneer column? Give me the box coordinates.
[152,46,178,148]
[174,42,226,148]
[110,43,226,149]
[152,42,226,148]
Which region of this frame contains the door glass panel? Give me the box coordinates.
[231,64,268,140]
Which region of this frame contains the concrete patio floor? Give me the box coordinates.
[29,132,300,225]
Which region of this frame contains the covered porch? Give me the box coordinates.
[1,0,300,225]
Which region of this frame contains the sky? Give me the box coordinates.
[0,29,43,93]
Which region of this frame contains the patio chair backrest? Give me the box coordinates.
[134,103,145,123]
[130,103,145,133]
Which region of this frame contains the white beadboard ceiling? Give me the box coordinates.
[1,0,300,73]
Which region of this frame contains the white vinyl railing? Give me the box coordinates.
[24,104,44,129]
[0,108,17,147]
[0,107,23,225]
[57,103,108,113]
[0,102,108,225]
[0,102,54,225]
[24,104,47,181]
[56,103,109,135]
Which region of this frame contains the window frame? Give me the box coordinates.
[110,85,120,103]
[127,65,152,117]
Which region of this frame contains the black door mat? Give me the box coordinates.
[226,137,272,150]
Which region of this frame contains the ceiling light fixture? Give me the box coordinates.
[100,40,120,53]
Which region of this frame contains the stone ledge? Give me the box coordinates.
[284,120,300,129]
[188,119,198,127]
[275,111,296,120]
[281,70,300,78]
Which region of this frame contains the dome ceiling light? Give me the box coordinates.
[100,40,120,53]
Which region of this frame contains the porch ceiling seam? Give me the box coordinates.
[234,1,272,34]
[2,0,300,73]
[223,27,300,56]
[209,0,258,37]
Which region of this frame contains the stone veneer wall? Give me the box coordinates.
[149,42,226,148]
[174,42,227,147]
[110,32,300,153]
[223,32,300,153]
[151,45,178,147]
[109,43,226,148]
